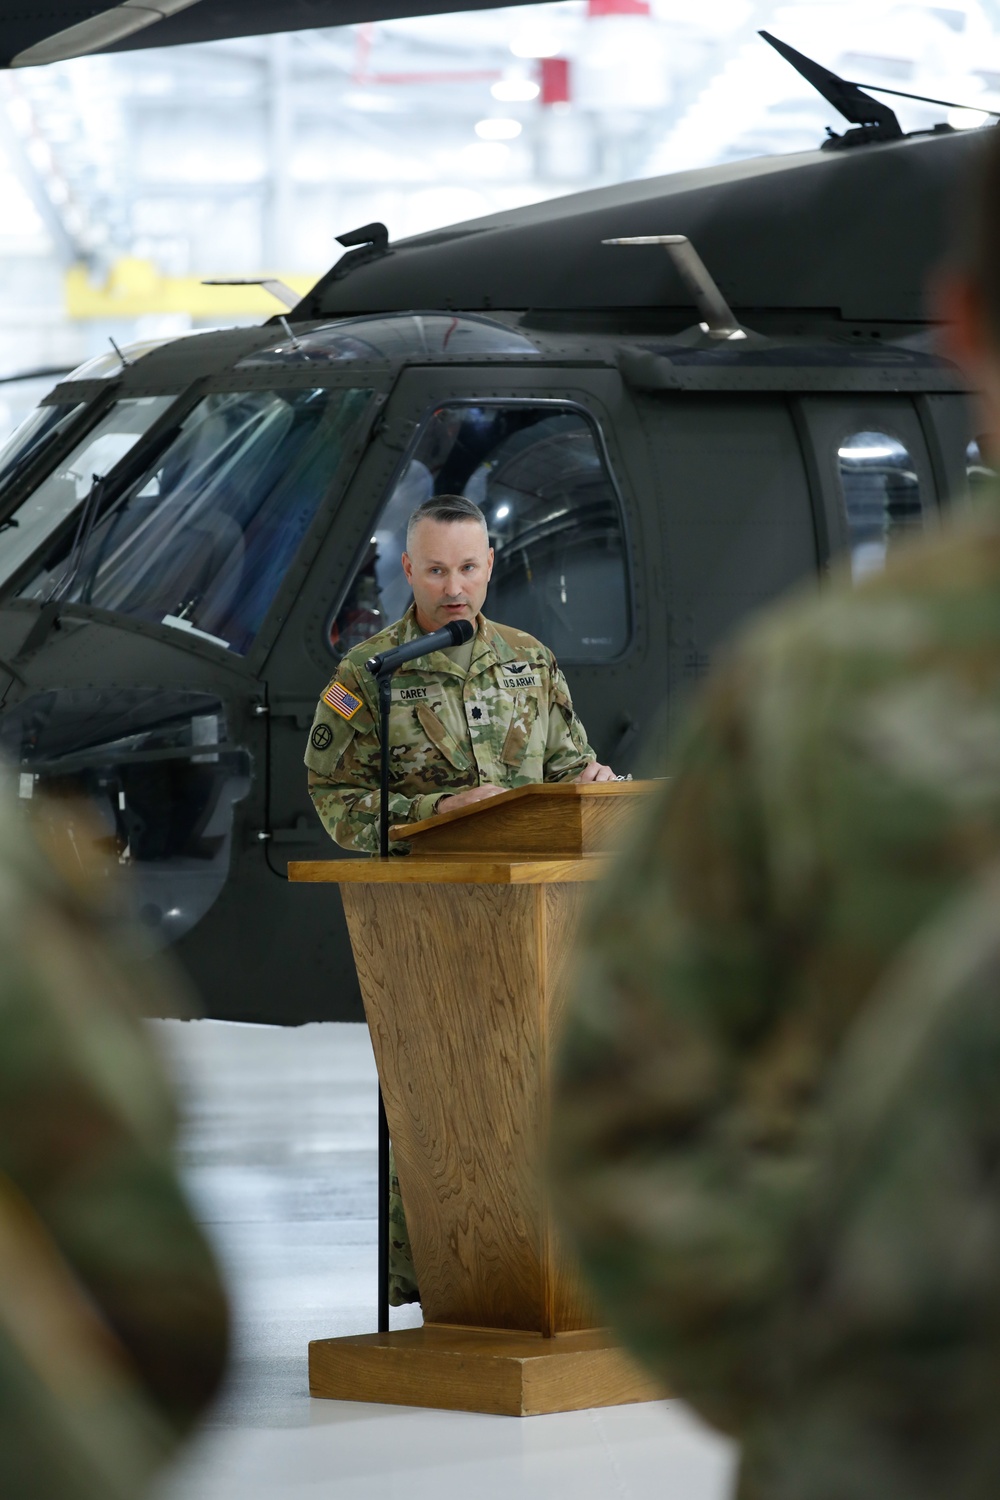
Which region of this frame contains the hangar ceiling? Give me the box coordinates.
[1,0,999,425]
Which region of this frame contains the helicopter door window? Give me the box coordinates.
[17,386,374,656]
[328,402,631,664]
[837,430,923,583]
[0,397,176,594]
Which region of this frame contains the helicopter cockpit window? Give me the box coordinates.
[0,688,250,948]
[329,402,630,664]
[0,401,85,495]
[17,386,373,656]
[237,313,540,370]
[837,430,923,583]
[0,397,176,594]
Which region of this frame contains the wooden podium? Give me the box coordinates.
[289,782,662,1416]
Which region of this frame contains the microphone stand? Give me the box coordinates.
[375,663,394,1332]
[365,622,470,1334]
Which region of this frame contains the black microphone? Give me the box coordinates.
[365,618,474,677]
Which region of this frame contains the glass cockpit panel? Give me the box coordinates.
[17,386,373,656]
[837,430,923,583]
[0,397,176,593]
[329,402,631,664]
[238,313,540,369]
[0,688,250,947]
[0,401,85,495]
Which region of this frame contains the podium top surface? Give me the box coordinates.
[288,855,607,885]
[288,782,660,885]
[394,780,649,844]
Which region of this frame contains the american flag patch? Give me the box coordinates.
[322,680,363,721]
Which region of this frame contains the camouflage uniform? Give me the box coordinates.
[306,603,595,1303]
[0,797,227,1500]
[750,865,1000,1500]
[550,497,1000,1496]
[305,603,594,853]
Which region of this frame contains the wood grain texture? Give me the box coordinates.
[289,856,606,885]
[395,781,654,859]
[308,1326,665,1416]
[340,876,599,1334]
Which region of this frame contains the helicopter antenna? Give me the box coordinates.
[759,30,903,148]
[603,235,746,341]
[850,80,999,118]
[278,316,302,349]
[108,335,132,367]
[201,277,299,309]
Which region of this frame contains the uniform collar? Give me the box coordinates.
[397,604,489,678]
[395,605,522,678]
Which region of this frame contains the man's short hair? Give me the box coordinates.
[405,494,489,551]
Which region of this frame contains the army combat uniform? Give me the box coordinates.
[307,602,595,1300]
[751,865,1000,1500]
[550,495,1000,1498]
[305,603,595,852]
[0,797,228,1500]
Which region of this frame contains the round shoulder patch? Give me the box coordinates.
[311,722,334,752]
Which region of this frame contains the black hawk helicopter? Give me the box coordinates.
[0,33,988,1021]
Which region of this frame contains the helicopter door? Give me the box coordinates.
[793,397,938,579]
[261,364,657,887]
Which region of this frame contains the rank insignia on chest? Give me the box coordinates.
[466,702,490,725]
[322,680,363,720]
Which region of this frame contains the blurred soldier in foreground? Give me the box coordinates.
[551,125,1000,1497]
[0,796,228,1500]
[753,868,1000,1500]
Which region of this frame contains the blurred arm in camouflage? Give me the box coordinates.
[0,800,227,1499]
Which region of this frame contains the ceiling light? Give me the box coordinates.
[475,118,523,141]
[491,79,540,102]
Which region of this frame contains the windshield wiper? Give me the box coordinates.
[47,471,107,605]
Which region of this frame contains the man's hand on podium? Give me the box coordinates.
[437,784,507,814]
[575,760,616,783]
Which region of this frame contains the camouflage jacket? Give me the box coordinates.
[749,864,1000,1500]
[550,497,1000,1495]
[305,604,594,852]
[0,798,227,1500]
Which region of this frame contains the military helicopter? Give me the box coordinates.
[0,34,986,1022]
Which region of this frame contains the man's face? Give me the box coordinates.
[402,518,494,634]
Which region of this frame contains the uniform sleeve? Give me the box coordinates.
[542,663,595,783]
[549,659,802,1436]
[305,662,447,853]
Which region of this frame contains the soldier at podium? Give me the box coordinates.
[305,493,615,850]
[305,492,615,1301]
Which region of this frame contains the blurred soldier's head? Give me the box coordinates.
[402,494,494,635]
[939,124,1000,455]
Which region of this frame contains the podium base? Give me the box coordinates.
[308,1325,664,1416]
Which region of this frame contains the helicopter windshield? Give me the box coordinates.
[0,401,86,494]
[17,385,373,656]
[0,397,177,592]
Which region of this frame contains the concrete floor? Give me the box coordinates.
[148,1019,738,1500]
